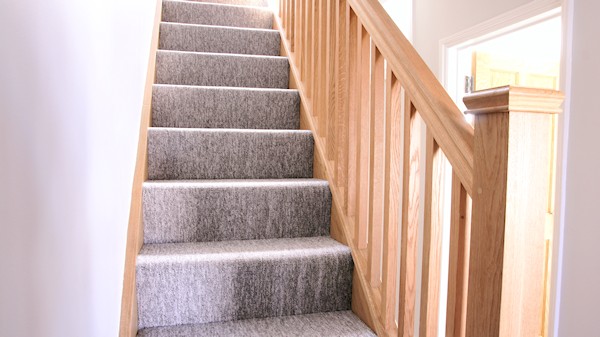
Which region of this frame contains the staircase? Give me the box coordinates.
[135,0,376,335]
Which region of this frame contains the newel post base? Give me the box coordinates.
[463,86,563,337]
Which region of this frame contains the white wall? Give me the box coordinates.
[555,0,600,335]
[0,0,157,336]
[380,0,413,41]
[412,0,532,74]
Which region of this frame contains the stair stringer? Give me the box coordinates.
[272,14,385,337]
[119,1,163,337]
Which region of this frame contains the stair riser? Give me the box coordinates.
[159,23,280,56]
[143,181,331,244]
[152,86,300,129]
[147,129,314,180]
[155,51,289,88]
[162,1,273,29]
[136,251,353,327]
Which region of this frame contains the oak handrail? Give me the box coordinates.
[347,0,475,195]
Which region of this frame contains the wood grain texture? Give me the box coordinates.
[326,0,337,162]
[274,12,384,336]
[381,70,403,331]
[317,0,328,138]
[466,111,508,337]
[500,112,552,337]
[354,26,371,250]
[294,0,302,70]
[347,0,474,195]
[367,46,385,289]
[398,98,420,337]
[334,0,349,209]
[346,10,359,218]
[445,173,470,337]
[303,0,313,95]
[464,86,563,337]
[119,1,163,336]
[289,0,295,52]
[419,132,446,337]
[463,85,564,115]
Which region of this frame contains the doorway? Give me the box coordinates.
[441,5,562,111]
[440,4,563,337]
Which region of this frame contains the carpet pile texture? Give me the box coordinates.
[136,1,376,335]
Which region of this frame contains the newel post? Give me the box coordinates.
[463,86,563,337]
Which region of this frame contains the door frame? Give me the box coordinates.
[439,0,562,103]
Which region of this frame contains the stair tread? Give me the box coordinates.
[157,49,286,59]
[160,21,276,32]
[137,311,376,337]
[138,236,349,262]
[143,178,328,187]
[149,126,309,133]
[153,83,296,91]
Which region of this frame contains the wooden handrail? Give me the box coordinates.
[347,0,475,195]
[276,2,563,337]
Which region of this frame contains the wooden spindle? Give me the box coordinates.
[420,131,446,337]
[304,0,313,99]
[398,97,420,337]
[446,172,470,337]
[315,0,327,137]
[295,0,302,72]
[354,26,371,250]
[346,11,359,218]
[367,46,385,288]
[334,0,349,209]
[326,0,336,160]
[289,0,295,52]
[381,69,402,331]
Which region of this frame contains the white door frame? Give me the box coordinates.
[439,0,562,101]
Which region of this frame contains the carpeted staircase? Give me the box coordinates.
[136,0,377,336]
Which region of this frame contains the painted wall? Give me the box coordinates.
[380,0,413,41]
[412,0,532,75]
[0,0,157,336]
[555,0,600,335]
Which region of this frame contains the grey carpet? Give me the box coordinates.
[180,0,269,7]
[143,179,331,244]
[135,0,376,334]
[162,1,273,29]
[155,50,289,88]
[136,237,353,328]
[147,128,313,180]
[159,22,280,55]
[137,311,376,337]
[152,85,300,129]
